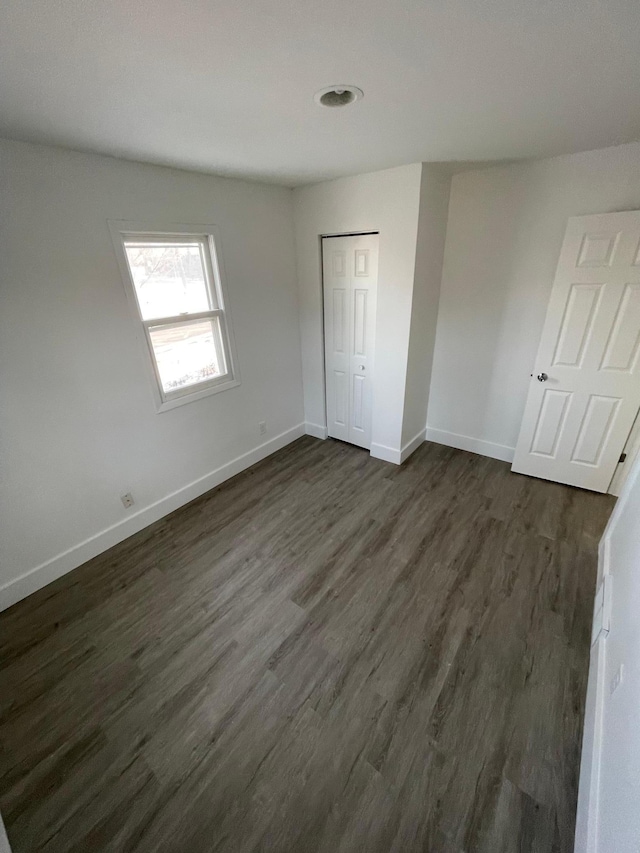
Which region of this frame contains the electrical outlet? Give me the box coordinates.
[259,421,267,436]
[121,493,135,509]
[610,663,624,695]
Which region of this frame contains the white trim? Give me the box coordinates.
[574,454,640,853]
[305,422,328,440]
[608,408,640,496]
[400,428,426,463]
[425,427,515,463]
[370,429,426,465]
[153,376,241,412]
[574,539,611,853]
[0,424,305,612]
[370,443,402,465]
[575,628,606,853]
[601,447,640,545]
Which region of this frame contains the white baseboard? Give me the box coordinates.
[305,422,328,440]
[370,442,402,465]
[401,428,426,463]
[0,423,306,612]
[425,427,515,464]
[370,429,427,466]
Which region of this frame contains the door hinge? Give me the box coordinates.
[619,452,627,463]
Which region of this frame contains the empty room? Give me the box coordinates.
[1,1,640,851]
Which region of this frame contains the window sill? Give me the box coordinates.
[156,377,241,412]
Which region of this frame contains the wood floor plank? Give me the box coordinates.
[0,437,614,852]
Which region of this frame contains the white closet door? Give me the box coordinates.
[512,211,640,492]
[323,234,378,449]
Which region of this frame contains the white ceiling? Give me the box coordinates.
[2,0,640,186]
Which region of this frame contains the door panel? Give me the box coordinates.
[332,250,347,277]
[334,371,348,426]
[323,234,378,449]
[332,289,346,353]
[600,283,640,371]
[353,289,367,356]
[576,231,620,267]
[552,283,602,367]
[571,395,619,465]
[512,211,640,492]
[355,248,370,276]
[530,389,571,457]
[352,374,365,431]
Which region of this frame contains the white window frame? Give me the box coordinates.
[109,220,240,412]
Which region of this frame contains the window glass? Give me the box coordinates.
[148,317,226,394]
[124,242,211,320]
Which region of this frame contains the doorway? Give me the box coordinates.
[322,233,379,450]
[512,211,640,492]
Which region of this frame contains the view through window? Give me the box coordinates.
[120,233,236,405]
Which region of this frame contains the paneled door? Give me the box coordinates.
[323,234,378,449]
[512,211,640,492]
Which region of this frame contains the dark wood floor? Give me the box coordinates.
[0,437,614,852]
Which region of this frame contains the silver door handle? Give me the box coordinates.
[359,365,365,371]
[537,372,548,382]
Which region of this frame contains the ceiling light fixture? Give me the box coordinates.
[314,85,364,108]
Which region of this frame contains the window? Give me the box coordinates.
[110,222,239,411]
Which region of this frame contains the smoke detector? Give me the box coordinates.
[314,85,364,108]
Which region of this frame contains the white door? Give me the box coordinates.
[323,234,378,449]
[512,211,640,492]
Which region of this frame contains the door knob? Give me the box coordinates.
[359,365,365,371]
[537,372,548,382]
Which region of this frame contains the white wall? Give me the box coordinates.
[609,409,640,497]
[428,142,640,462]
[401,165,451,449]
[0,139,303,609]
[9,136,640,613]
[293,163,423,457]
[575,453,640,853]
